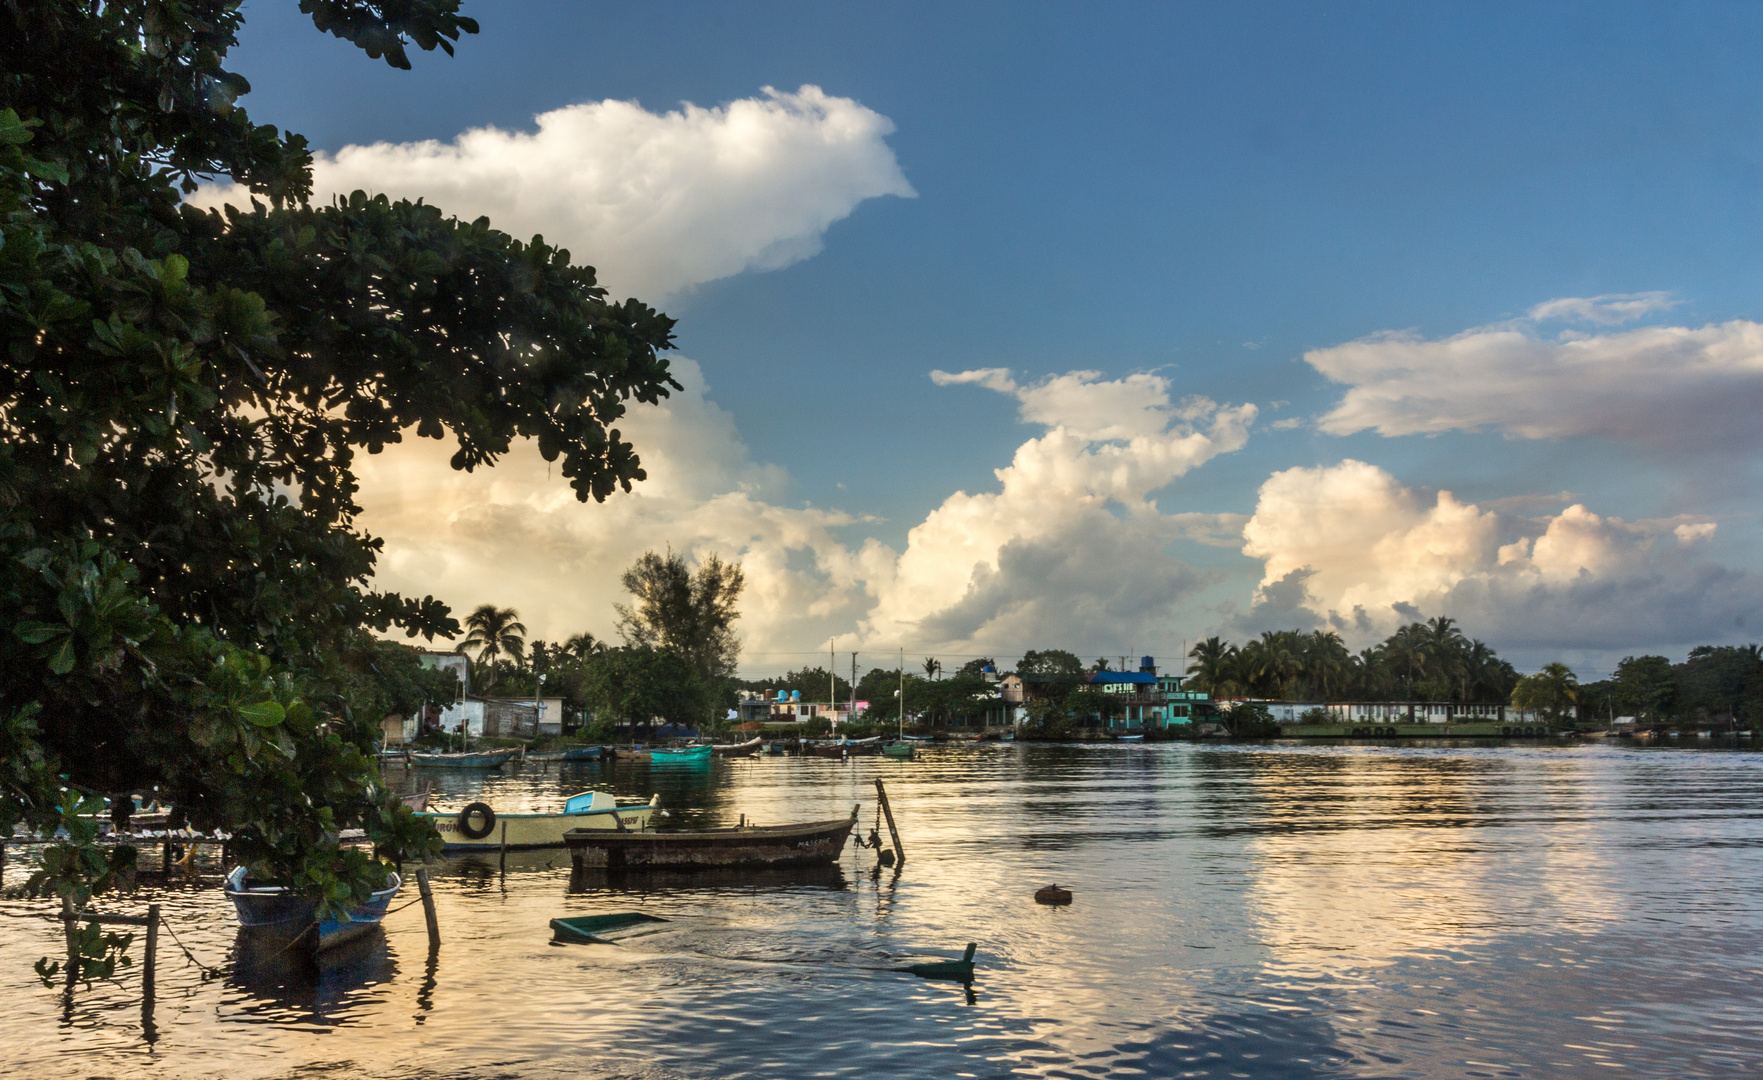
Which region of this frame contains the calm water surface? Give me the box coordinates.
[4,740,1762,1079]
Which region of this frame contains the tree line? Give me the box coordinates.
[452,549,745,736]
[1183,619,1521,703]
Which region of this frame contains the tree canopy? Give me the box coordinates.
[1183,621,1521,703]
[0,1,678,911]
[614,549,744,683]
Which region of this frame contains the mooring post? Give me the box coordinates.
[142,903,159,1010]
[415,865,440,946]
[499,821,509,868]
[62,896,79,995]
[873,778,904,867]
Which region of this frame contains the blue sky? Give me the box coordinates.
[224,2,1763,677]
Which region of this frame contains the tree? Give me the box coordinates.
[922,656,942,680]
[1613,655,1676,721]
[562,632,608,659]
[955,657,996,679]
[1185,637,1236,696]
[614,549,745,682]
[578,646,710,735]
[0,1,679,923]
[461,605,527,685]
[1512,662,1579,724]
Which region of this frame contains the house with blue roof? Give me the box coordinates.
[1088,657,1210,730]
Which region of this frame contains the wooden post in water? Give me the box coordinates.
[499,821,509,869]
[62,896,78,995]
[415,865,440,946]
[142,903,159,1010]
[873,778,904,867]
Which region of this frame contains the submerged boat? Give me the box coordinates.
[549,912,669,945]
[565,805,859,871]
[224,866,401,952]
[419,790,660,851]
[406,748,520,769]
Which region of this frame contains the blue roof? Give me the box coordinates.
[1089,671,1158,685]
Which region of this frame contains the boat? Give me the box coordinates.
[548,911,669,945]
[405,748,520,770]
[713,737,763,758]
[418,790,660,851]
[1116,734,1144,743]
[528,745,605,762]
[807,737,882,759]
[898,943,976,981]
[649,744,714,764]
[882,741,914,760]
[565,804,859,871]
[224,865,401,952]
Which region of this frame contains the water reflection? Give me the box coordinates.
[226,928,398,1028]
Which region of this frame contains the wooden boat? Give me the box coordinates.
[881,742,914,760]
[528,745,604,762]
[713,737,763,758]
[419,790,659,851]
[648,744,714,764]
[223,866,401,952]
[1116,734,1144,743]
[565,805,859,871]
[399,791,431,812]
[807,737,881,759]
[762,741,793,755]
[406,748,519,770]
[548,912,668,945]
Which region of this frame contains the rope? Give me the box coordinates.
[156,914,223,980]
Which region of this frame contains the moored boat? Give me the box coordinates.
[648,744,714,764]
[713,737,763,757]
[224,866,401,952]
[406,748,520,769]
[528,745,605,762]
[549,911,669,945]
[807,737,882,759]
[419,790,659,851]
[565,805,859,871]
[882,741,914,759]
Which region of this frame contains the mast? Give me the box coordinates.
[830,637,836,727]
[899,647,905,736]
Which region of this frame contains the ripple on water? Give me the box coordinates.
[4,742,1763,1078]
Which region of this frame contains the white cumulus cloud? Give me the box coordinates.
[1236,459,1756,656]
[192,85,914,300]
[864,369,1257,650]
[1306,307,1763,453]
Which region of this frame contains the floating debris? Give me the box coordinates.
[1035,884,1073,905]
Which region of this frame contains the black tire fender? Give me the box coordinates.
[458,802,496,840]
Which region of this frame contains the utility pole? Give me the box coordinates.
[899,647,905,735]
[850,652,858,720]
[830,637,836,730]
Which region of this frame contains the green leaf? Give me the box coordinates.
[47,637,75,675]
[238,701,286,728]
[14,622,65,645]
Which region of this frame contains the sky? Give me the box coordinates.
[211,1,1763,679]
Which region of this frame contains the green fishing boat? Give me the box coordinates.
[899,942,976,981]
[882,742,914,760]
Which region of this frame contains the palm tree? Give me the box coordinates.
[1186,637,1236,696]
[922,656,942,680]
[562,632,607,659]
[462,605,527,687]
[1304,630,1349,700]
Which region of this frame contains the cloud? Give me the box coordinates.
[862,369,1256,651]
[192,85,914,300]
[355,359,884,655]
[1237,460,1757,655]
[1306,308,1763,453]
[1526,291,1676,325]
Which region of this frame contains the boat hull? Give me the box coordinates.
[420,804,657,851]
[406,749,519,769]
[808,739,881,758]
[713,738,762,758]
[565,809,858,871]
[224,868,401,952]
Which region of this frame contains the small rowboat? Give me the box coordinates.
[565,804,859,871]
[713,737,763,758]
[406,748,520,770]
[528,745,604,762]
[549,912,669,945]
[807,737,881,759]
[882,742,914,760]
[419,790,659,851]
[224,866,401,952]
[649,744,714,764]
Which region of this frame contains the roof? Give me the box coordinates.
[1088,671,1158,685]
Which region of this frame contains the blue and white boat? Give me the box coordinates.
[224,866,402,952]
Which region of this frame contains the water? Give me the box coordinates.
[4,740,1763,1079]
